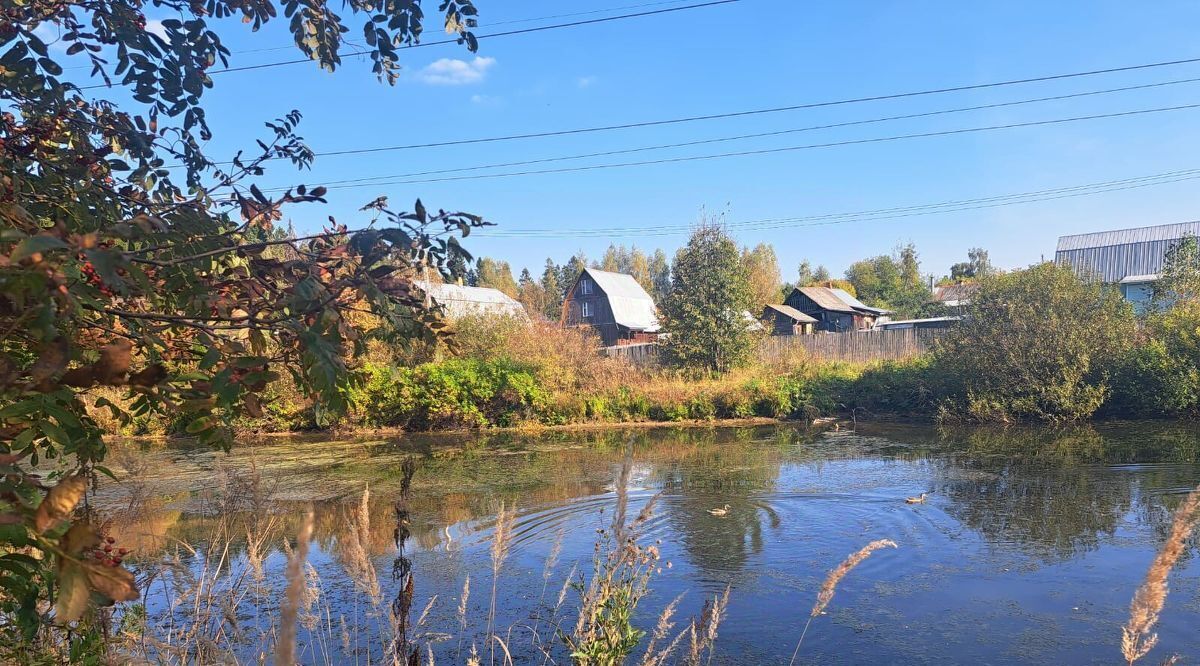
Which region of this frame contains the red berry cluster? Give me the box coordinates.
[88,536,129,567]
[80,260,115,297]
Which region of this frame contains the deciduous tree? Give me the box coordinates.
[662,224,755,373]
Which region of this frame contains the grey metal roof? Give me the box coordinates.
[1055,221,1200,251]
[764,303,818,323]
[1119,273,1160,284]
[1055,221,1200,283]
[582,268,660,332]
[416,281,527,319]
[830,288,893,316]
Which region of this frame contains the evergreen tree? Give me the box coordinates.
[517,268,548,317]
[540,259,564,319]
[476,257,519,297]
[662,224,756,373]
[649,249,672,304]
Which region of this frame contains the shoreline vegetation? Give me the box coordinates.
[93,262,1200,442]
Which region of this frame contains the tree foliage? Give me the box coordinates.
[476,257,518,297]
[949,247,995,282]
[661,225,755,373]
[844,243,928,317]
[0,0,483,649]
[1154,233,1200,305]
[936,262,1135,422]
[741,242,781,307]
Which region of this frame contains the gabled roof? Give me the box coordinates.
[580,268,660,332]
[795,287,892,316]
[796,287,855,313]
[416,281,526,319]
[1056,221,1200,252]
[932,282,980,305]
[764,303,818,323]
[830,288,892,316]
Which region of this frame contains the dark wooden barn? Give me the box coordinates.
[561,268,661,346]
[762,303,817,335]
[783,286,891,332]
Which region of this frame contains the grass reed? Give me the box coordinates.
[277,505,314,665]
[789,538,898,665]
[1121,484,1200,666]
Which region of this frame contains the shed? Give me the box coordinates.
[561,268,660,346]
[1055,221,1200,283]
[762,304,817,336]
[783,286,892,332]
[416,281,527,320]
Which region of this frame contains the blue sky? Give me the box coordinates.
[70,1,1200,280]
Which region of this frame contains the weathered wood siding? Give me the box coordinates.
[604,329,946,366]
[562,275,622,346]
[759,329,946,363]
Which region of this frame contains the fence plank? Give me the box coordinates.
[603,329,946,366]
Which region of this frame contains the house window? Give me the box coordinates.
[580,279,592,295]
[581,301,593,318]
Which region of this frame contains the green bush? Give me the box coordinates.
[351,358,548,430]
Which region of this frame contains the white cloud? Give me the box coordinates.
[416,56,496,85]
[576,76,597,89]
[144,19,170,40]
[470,94,502,106]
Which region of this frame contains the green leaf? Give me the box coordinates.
[185,416,212,434]
[10,236,67,262]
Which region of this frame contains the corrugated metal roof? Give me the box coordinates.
[416,281,527,319]
[830,288,893,315]
[1055,221,1200,251]
[764,303,818,323]
[1055,221,1200,282]
[582,268,660,332]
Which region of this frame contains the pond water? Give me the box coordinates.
[95,421,1200,665]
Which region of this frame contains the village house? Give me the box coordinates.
[783,286,891,332]
[416,281,527,320]
[931,282,980,308]
[1055,220,1200,312]
[561,268,661,346]
[761,303,818,336]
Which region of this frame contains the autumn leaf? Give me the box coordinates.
[34,475,88,533]
[54,561,91,623]
[28,338,69,385]
[84,562,138,603]
[94,339,133,385]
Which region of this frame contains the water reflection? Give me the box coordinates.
[97,422,1200,664]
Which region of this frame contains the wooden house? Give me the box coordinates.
[761,304,817,335]
[561,268,660,346]
[783,286,891,332]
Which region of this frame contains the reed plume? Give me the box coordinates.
[790,538,898,665]
[487,502,516,665]
[277,505,314,665]
[638,594,683,666]
[1121,485,1200,666]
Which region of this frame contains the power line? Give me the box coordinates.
[307,102,1200,189]
[288,55,1200,159]
[475,168,1200,238]
[290,77,1200,189]
[76,0,738,89]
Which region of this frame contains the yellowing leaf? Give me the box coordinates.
[84,562,138,602]
[34,475,87,533]
[54,562,90,624]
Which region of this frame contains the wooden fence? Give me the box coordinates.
[603,329,946,366]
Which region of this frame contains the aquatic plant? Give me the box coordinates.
[1120,484,1200,665]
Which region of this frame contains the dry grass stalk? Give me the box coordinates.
[416,594,438,627]
[487,502,516,665]
[1121,485,1200,665]
[679,587,729,666]
[790,538,898,665]
[277,505,314,665]
[638,594,684,666]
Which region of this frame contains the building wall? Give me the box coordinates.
[562,274,622,346]
[1055,238,1189,283]
[784,291,868,332]
[1120,282,1156,314]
